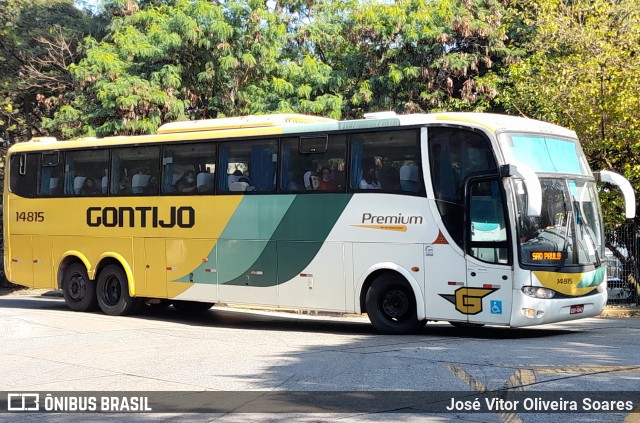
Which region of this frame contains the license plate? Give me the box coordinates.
[570,304,584,315]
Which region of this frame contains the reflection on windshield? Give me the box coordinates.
[516,178,603,268]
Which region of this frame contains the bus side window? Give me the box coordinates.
[38,152,63,196]
[349,130,420,193]
[111,146,160,196]
[65,150,109,196]
[162,143,216,195]
[280,135,346,193]
[9,153,38,198]
[219,139,277,193]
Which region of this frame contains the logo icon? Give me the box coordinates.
[439,287,497,315]
[490,300,503,314]
[7,393,40,411]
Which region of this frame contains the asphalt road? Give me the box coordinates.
[0,294,638,422]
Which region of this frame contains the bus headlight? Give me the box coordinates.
[522,286,556,299]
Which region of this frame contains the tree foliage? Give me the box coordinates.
[504,0,640,227]
[42,0,519,137]
[281,0,520,117]
[0,0,99,143]
[45,0,345,137]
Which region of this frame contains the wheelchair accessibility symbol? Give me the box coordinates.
[490,300,502,314]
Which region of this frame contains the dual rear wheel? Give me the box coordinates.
[62,263,140,316]
[62,263,213,316]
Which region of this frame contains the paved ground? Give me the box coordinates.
[0,293,638,422]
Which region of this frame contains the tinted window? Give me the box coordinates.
[281,135,346,192]
[219,140,277,193]
[162,143,216,195]
[429,127,497,247]
[468,178,509,264]
[9,153,38,197]
[350,130,421,193]
[38,152,64,196]
[64,150,110,196]
[110,146,160,196]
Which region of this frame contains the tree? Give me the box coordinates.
[504,0,640,222]
[0,0,99,144]
[503,0,640,298]
[46,0,344,137]
[283,0,522,118]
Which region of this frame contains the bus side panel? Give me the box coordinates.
[166,238,218,302]
[7,235,34,287]
[344,242,355,313]
[32,236,54,289]
[216,239,278,306]
[353,243,426,315]
[277,241,346,312]
[142,238,167,298]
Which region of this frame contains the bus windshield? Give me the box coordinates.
[500,133,590,175]
[516,178,604,268]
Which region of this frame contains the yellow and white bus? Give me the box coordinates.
[4,112,635,333]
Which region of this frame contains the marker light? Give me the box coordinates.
[522,286,556,299]
[521,308,545,319]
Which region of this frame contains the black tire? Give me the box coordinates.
[449,321,485,329]
[96,264,142,316]
[61,263,98,312]
[172,300,214,313]
[365,274,426,334]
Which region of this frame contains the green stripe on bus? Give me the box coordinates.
[222,194,352,286]
[173,195,295,284]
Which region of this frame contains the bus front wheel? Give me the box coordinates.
[365,274,425,334]
[96,264,141,316]
[62,263,98,312]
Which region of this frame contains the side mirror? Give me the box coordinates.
[595,170,636,219]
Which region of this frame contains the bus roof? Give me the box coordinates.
[9,112,577,153]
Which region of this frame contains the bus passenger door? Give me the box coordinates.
[464,177,513,325]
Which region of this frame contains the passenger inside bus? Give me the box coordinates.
[400,162,420,191]
[80,178,100,196]
[360,167,382,189]
[117,176,131,194]
[318,166,338,190]
[285,170,304,191]
[228,170,253,191]
[174,170,197,193]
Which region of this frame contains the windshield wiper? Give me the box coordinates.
[577,218,601,268]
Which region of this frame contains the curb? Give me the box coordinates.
[599,308,640,318]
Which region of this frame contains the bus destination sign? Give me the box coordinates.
[531,251,564,261]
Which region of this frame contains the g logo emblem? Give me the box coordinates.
[440,287,497,315]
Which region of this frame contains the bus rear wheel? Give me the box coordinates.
[365,274,425,334]
[96,264,141,316]
[62,263,98,312]
[172,300,214,313]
